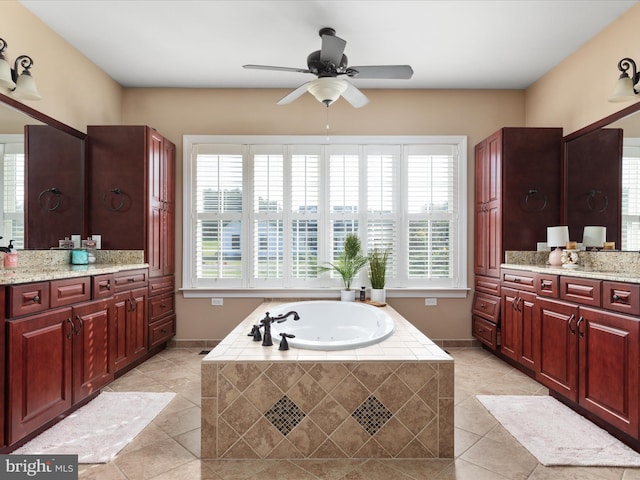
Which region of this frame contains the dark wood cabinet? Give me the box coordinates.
[112,287,148,372]
[474,128,563,278]
[71,298,114,403]
[7,308,73,444]
[87,126,175,278]
[535,295,640,437]
[473,128,562,349]
[501,287,536,370]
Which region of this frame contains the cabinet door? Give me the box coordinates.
[112,287,149,373]
[162,139,175,276]
[535,297,579,401]
[485,132,502,277]
[501,287,519,361]
[72,299,113,402]
[518,291,537,370]
[7,308,73,444]
[578,306,639,436]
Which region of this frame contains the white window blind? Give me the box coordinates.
[0,141,24,249]
[622,139,640,250]
[183,136,467,292]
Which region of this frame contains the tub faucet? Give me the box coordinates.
[259,311,300,347]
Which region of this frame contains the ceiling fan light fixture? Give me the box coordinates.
[307,77,348,106]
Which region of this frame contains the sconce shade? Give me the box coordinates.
[547,226,569,248]
[12,71,41,100]
[0,56,15,89]
[583,226,606,248]
[609,74,637,102]
[307,77,348,106]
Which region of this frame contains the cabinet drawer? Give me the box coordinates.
[560,277,601,307]
[602,281,640,315]
[149,292,175,322]
[149,314,176,348]
[471,292,501,323]
[501,269,536,292]
[472,315,497,350]
[475,275,501,296]
[8,282,50,317]
[92,274,114,299]
[149,275,174,297]
[50,277,91,308]
[536,273,559,298]
[113,269,148,292]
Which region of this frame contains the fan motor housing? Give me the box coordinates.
[307,50,348,77]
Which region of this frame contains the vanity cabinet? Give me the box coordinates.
[112,269,149,373]
[473,128,562,349]
[534,275,640,437]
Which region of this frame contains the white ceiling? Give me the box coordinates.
[19,0,638,90]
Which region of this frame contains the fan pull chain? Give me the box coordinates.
[325,105,331,140]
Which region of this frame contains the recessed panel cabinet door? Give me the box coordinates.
[578,306,639,436]
[7,308,73,444]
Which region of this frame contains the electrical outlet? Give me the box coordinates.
[425,298,437,306]
[211,298,223,306]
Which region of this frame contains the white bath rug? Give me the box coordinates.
[14,391,176,463]
[477,395,640,467]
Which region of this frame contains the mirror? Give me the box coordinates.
[0,93,86,249]
[563,101,640,251]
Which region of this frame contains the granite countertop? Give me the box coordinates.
[0,262,149,285]
[0,249,148,285]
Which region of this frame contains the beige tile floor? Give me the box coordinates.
[76,346,640,479]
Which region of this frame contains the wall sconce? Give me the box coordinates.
[0,37,41,101]
[609,57,640,103]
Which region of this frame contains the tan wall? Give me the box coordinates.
[122,88,525,341]
[525,3,640,133]
[1,1,122,131]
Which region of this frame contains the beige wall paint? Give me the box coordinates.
[525,3,640,133]
[1,1,122,131]
[122,88,525,341]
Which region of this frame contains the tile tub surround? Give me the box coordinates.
[201,301,454,460]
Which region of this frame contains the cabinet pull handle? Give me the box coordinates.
[568,314,576,335]
[160,329,167,334]
[160,303,167,308]
[66,317,74,339]
[477,328,484,333]
[577,316,585,338]
[74,314,83,335]
[31,295,40,304]
[105,281,111,290]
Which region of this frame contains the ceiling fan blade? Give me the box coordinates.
[320,34,346,65]
[347,65,414,79]
[277,82,311,105]
[342,82,369,108]
[243,64,310,74]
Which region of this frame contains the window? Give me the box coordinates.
[183,136,467,295]
[0,136,24,249]
[622,138,640,250]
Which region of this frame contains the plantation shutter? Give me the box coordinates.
[622,141,640,250]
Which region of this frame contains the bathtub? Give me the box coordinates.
[267,300,394,350]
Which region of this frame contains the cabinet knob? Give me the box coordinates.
[31,295,40,303]
[477,328,484,333]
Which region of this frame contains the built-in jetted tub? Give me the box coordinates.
[268,300,395,350]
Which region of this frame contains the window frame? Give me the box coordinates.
[182,135,468,299]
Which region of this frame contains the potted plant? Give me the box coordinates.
[320,233,368,301]
[368,247,389,303]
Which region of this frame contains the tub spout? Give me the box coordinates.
[260,312,274,346]
[274,311,300,322]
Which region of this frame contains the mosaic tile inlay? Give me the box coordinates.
[351,395,393,435]
[264,395,306,436]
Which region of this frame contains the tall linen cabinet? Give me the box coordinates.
[472,127,562,351]
[87,126,176,348]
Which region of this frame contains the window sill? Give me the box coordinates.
[180,287,470,299]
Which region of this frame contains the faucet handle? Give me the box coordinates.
[278,333,295,351]
[249,324,262,342]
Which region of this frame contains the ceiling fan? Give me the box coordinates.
[243,27,413,108]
